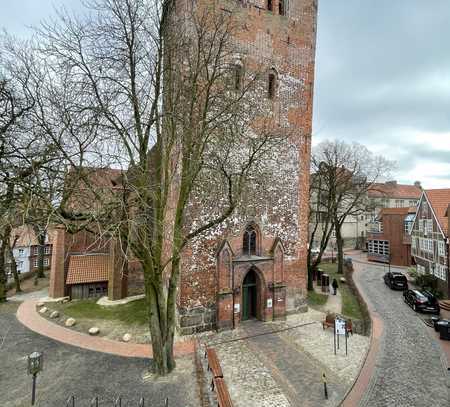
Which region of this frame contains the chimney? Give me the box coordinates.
[414,181,422,189]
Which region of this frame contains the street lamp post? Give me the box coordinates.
[28,351,43,405]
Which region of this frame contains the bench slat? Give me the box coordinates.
[213,377,233,407]
[206,348,223,378]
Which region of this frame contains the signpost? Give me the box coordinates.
[334,317,348,356]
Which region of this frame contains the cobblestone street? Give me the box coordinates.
[353,259,450,406]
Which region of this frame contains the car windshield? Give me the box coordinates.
[393,275,406,281]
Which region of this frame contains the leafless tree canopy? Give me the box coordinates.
[308,140,393,280]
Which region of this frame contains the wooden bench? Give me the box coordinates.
[205,348,223,379]
[212,377,233,407]
[322,313,335,330]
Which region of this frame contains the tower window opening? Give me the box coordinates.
[279,0,285,15]
[234,65,243,91]
[267,0,273,12]
[243,225,257,256]
[268,73,276,99]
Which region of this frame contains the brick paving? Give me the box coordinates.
[202,309,369,407]
[16,299,195,358]
[0,302,200,407]
[352,260,450,406]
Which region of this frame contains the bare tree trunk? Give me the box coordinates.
[7,245,21,293]
[33,227,46,279]
[335,221,344,274]
[0,238,7,302]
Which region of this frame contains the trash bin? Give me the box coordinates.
[431,316,440,332]
[321,273,330,293]
[316,268,323,282]
[438,320,450,340]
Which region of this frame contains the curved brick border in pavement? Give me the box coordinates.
[16,299,195,358]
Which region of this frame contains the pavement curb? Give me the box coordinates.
[16,299,195,359]
[338,262,384,407]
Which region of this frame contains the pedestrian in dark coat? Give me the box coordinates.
[332,278,338,295]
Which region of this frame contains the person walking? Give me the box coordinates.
[332,278,338,295]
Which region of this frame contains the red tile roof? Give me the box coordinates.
[369,182,422,199]
[66,253,110,285]
[424,189,450,235]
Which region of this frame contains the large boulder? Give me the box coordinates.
[39,307,48,314]
[88,327,100,336]
[65,318,76,327]
[122,333,132,342]
[49,311,60,319]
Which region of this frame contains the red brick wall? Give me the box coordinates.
[178,0,317,331]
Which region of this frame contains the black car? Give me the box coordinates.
[403,289,440,314]
[383,271,408,290]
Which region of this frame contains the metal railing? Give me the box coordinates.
[65,396,169,406]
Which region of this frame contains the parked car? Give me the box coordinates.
[383,271,408,290]
[310,247,320,256]
[403,289,440,314]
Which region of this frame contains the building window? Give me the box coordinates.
[243,225,257,256]
[417,264,426,275]
[279,0,285,15]
[267,0,273,11]
[426,219,433,235]
[44,246,50,255]
[18,249,24,257]
[438,241,446,257]
[17,261,23,271]
[268,72,276,99]
[404,221,412,234]
[395,200,403,208]
[409,200,417,207]
[44,258,49,267]
[33,247,39,255]
[434,264,447,281]
[368,239,389,257]
[33,259,38,268]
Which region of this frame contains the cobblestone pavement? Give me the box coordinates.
[353,261,450,406]
[0,302,200,407]
[202,309,369,407]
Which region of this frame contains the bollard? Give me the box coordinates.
[139,397,145,407]
[322,373,328,400]
[90,396,98,407]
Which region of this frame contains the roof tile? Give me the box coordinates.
[425,189,450,235]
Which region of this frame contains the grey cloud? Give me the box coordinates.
[313,0,450,186]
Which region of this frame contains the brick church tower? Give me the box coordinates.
[178,0,318,334]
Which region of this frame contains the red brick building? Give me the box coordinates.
[49,0,318,334]
[367,207,415,267]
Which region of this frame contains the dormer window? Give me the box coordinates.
[267,0,273,12]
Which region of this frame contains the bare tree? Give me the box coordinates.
[308,140,393,278]
[35,0,282,375]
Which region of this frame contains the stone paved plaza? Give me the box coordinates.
[200,308,369,407]
[353,260,450,406]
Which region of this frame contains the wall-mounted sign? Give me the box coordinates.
[267,298,273,308]
[234,303,240,313]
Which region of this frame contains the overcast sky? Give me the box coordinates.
[2,1,449,189]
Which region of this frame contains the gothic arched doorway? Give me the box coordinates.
[242,268,260,321]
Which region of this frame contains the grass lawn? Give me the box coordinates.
[318,262,364,321]
[307,290,328,308]
[53,298,148,326]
